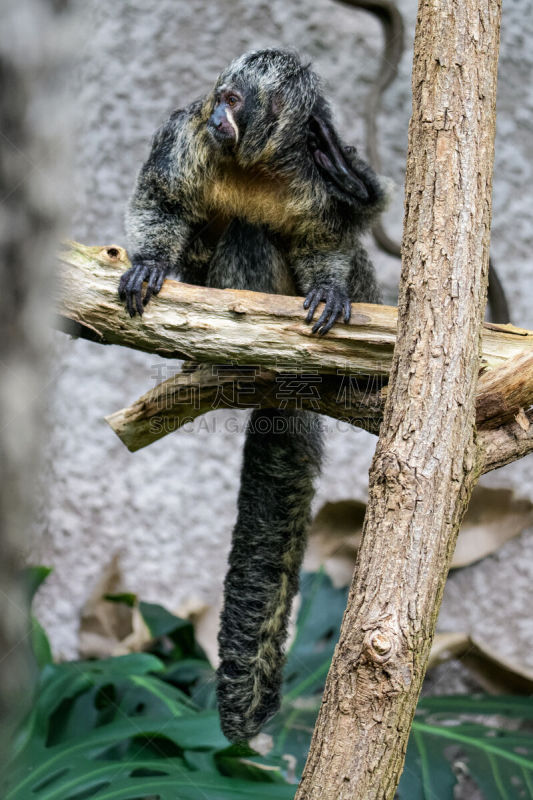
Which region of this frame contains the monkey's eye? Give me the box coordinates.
[226,95,239,107]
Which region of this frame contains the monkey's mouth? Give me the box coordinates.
[208,122,237,148]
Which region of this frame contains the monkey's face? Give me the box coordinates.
[207,87,244,150]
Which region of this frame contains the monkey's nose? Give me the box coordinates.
[208,118,237,145]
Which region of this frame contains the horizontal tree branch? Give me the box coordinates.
[104,366,386,451]
[478,408,533,472]
[57,242,533,471]
[476,349,533,428]
[57,241,533,375]
[105,354,533,473]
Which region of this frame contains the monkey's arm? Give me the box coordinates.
[301,110,385,333]
[294,236,382,333]
[119,166,191,316]
[119,109,199,316]
[293,247,353,335]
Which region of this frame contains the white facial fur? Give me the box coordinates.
[225,107,239,144]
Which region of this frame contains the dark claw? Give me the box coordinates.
[118,261,168,317]
[129,267,147,316]
[134,283,144,316]
[315,308,338,335]
[314,303,340,335]
[304,290,322,323]
[143,265,166,306]
[343,299,351,324]
[304,282,351,335]
[311,294,334,334]
[118,271,129,298]
[324,308,341,335]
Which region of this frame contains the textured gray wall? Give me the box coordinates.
[31,0,533,689]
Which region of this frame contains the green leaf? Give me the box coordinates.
[10,659,155,765]
[215,743,287,784]
[23,565,53,601]
[104,592,138,608]
[4,646,295,800]
[266,575,533,796]
[31,616,53,668]
[164,658,217,709]
[418,695,533,720]
[283,571,348,701]
[8,756,295,800]
[12,571,533,799]
[397,695,533,799]
[140,601,208,663]
[140,601,191,638]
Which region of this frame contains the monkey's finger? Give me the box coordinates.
[319,307,341,335]
[124,274,140,316]
[142,274,157,306]
[124,264,143,291]
[125,265,147,316]
[304,291,324,322]
[134,281,145,316]
[126,291,136,317]
[143,268,166,305]
[318,303,342,336]
[154,269,166,293]
[304,288,324,310]
[124,265,141,291]
[343,299,351,323]
[312,302,332,333]
[126,284,141,317]
[316,289,346,334]
[118,268,134,298]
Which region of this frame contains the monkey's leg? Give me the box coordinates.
[217,408,323,742]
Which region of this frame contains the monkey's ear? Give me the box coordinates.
[308,114,371,203]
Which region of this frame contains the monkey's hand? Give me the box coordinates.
[118,259,169,317]
[303,281,351,335]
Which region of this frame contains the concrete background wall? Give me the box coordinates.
[30,0,533,689]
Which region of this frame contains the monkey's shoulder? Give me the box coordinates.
[146,102,204,173]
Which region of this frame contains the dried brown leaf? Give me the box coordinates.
[305,487,533,586]
[175,594,222,668]
[303,499,365,587]
[78,554,150,658]
[429,632,533,693]
[451,486,533,568]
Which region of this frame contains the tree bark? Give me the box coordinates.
[104,350,533,460]
[56,243,533,472]
[105,366,385,450]
[478,409,533,472]
[56,242,531,374]
[294,0,502,797]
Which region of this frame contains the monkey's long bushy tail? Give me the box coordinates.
[217,408,323,742]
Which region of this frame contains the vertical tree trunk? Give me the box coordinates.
[295,1,502,797]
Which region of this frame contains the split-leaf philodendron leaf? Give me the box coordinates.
[5,569,533,799]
